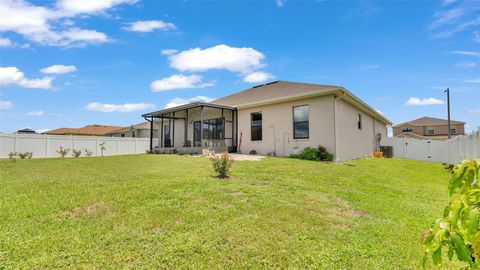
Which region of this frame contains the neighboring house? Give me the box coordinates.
[142,81,391,161]
[106,122,159,138]
[44,125,124,136]
[17,128,36,134]
[393,117,465,141]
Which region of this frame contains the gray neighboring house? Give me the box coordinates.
[142,81,392,161]
[106,122,159,138]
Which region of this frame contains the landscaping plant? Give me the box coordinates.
[84,149,93,157]
[72,149,82,158]
[18,152,33,159]
[56,146,70,158]
[290,145,334,162]
[422,159,480,269]
[211,152,234,178]
[99,142,106,157]
[8,152,18,162]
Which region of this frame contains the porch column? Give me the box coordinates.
[168,114,171,147]
[172,111,175,147]
[185,109,188,147]
[160,115,164,148]
[231,109,234,148]
[200,106,204,147]
[149,116,153,151]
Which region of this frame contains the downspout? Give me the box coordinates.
[333,91,346,162]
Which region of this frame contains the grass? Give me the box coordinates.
[0,155,458,269]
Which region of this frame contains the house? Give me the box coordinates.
[106,122,159,138]
[393,117,465,141]
[142,81,391,161]
[44,125,124,136]
[17,128,36,134]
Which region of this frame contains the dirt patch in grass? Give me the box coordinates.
[334,198,368,218]
[67,201,112,219]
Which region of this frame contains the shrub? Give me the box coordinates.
[84,149,93,157]
[18,152,32,159]
[211,152,234,178]
[72,149,82,158]
[99,142,106,157]
[291,145,334,162]
[249,150,257,155]
[422,160,480,269]
[8,152,18,162]
[57,146,70,158]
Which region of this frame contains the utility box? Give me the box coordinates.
[380,146,393,158]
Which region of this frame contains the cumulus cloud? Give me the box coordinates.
[169,44,266,74]
[124,20,176,32]
[0,100,13,109]
[406,97,445,106]
[85,102,154,113]
[243,71,274,83]
[0,37,12,47]
[455,61,477,68]
[161,49,178,55]
[165,96,215,109]
[0,0,132,47]
[150,74,214,92]
[0,67,53,89]
[27,110,43,116]
[40,64,77,74]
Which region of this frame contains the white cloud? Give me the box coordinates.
[0,67,53,89]
[361,64,381,70]
[455,61,477,68]
[450,51,480,57]
[27,110,43,116]
[442,0,457,5]
[124,20,176,32]
[465,78,480,83]
[85,102,154,113]
[169,44,266,74]
[406,97,445,106]
[40,64,77,74]
[468,109,480,114]
[150,74,214,92]
[161,49,178,55]
[36,128,50,133]
[276,0,285,7]
[475,31,480,43]
[0,37,12,47]
[165,96,215,109]
[0,0,131,47]
[243,71,275,83]
[56,0,137,15]
[0,100,13,110]
[428,2,480,39]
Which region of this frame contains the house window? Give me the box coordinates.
[450,126,456,134]
[132,131,135,138]
[402,127,413,132]
[293,105,309,139]
[427,127,435,135]
[251,112,262,141]
[357,114,362,130]
[121,133,125,137]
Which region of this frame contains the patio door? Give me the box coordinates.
[193,121,201,147]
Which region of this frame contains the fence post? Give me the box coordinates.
[116,138,119,155]
[134,139,137,154]
[14,133,18,153]
[45,134,48,158]
[95,136,99,156]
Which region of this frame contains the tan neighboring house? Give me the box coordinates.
[106,122,159,138]
[393,117,465,141]
[142,81,392,161]
[44,125,124,136]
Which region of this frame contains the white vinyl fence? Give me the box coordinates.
[381,131,480,164]
[0,133,158,158]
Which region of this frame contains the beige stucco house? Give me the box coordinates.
[142,81,391,161]
[393,117,465,141]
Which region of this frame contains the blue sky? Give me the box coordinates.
[0,0,479,133]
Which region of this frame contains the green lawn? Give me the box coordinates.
[0,155,458,269]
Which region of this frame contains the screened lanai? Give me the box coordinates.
[142,102,238,154]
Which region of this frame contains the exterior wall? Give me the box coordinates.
[393,123,465,137]
[236,95,336,157]
[335,98,387,161]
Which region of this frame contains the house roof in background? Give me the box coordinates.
[106,122,156,134]
[393,117,465,127]
[45,125,124,136]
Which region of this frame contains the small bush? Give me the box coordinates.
[211,152,234,178]
[72,149,82,158]
[292,145,334,162]
[8,152,18,162]
[99,142,106,157]
[57,146,70,158]
[249,150,257,155]
[84,149,93,157]
[18,152,32,159]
